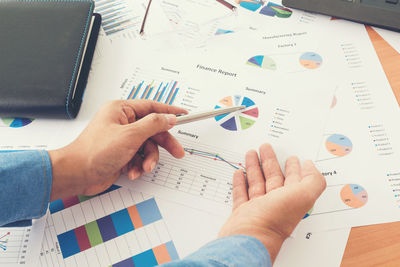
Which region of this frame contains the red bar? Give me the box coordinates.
[63,196,80,209]
[74,225,91,252]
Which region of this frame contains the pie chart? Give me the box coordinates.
[246,55,277,70]
[259,2,293,18]
[340,184,368,208]
[236,0,263,11]
[214,95,259,131]
[325,134,352,157]
[299,52,323,69]
[1,118,34,128]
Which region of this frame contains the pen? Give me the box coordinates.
[176,105,246,125]
[140,0,152,35]
[216,0,237,11]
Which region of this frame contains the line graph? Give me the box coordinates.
[0,232,9,251]
[126,137,246,207]
[184,148,244,170]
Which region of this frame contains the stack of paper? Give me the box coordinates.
[1,0,400,266]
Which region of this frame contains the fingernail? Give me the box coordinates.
[150,161,156,172]
[165,114,176,127]
[130,169,139,180]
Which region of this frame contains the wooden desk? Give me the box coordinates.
[341,27,400,266]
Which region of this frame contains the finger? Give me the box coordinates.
[126,100,188,118]
[300,160,327,201]
[127,113,177,144]
[232,170,248,210]
[259,143,284,193]
[284,156,301,186]
[142,140,159,173]
[128,154,144,180]
[151,132,185,159]
[245,150,266,199]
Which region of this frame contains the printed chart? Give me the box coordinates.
[120,138,244,209]
[299,52,323,69]
[304,184,368,219]
[0,217,45,266]
[40,186,178,267]
[325,134,353,157]
[0,118,34,128]
[246,55,277,70]
[340,184,368,208]
[236,1,293,18]
[0,232,9,251]
[184,148,244,170]
[246,52,323,73]
[236,0,264,11]
[259,2,292,18]
[0,229,27,265]
[95,0,138,36]
[119,66,184,106]
[214,95,259,131]
[215,29,234,35]
[126,80,179,105]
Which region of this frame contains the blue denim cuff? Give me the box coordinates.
[162,235,271,267]
[0,150,52,226]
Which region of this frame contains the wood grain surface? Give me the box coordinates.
[341,26,400,266]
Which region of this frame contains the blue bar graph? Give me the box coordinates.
[126,80,180,105]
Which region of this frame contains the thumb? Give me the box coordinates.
[129,113,177,143]
[300,160,327,201]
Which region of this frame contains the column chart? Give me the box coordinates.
[39,186,178,267]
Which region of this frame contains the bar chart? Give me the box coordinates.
[126,80,180,105]
[95,0,139,36]
[49,185,121,214]
[39,187,178,266]
[119,66,183,106]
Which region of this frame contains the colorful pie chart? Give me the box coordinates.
[340,184,368,208]
[236,0,263,11]
[325,134,353,157]
[215,95,259,131]
[299,52,323,69]
[259,2,293,18]
[246,55,277,70]
[1,118,34,128]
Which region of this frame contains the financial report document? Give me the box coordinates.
[116,28,335,217]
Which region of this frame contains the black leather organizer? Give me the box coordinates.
[0,0,101,119]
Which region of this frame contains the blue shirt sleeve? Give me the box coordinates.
[0,150,52,226]
[162,235,271,267]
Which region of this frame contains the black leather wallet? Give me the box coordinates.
[0,0,101,119]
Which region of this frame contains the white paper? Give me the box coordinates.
[0,216,47,267]
[294,20,400,233]
[160,0,240,48]
[116,29,335,217]
[38,186,179,266]
[275,228,350,267]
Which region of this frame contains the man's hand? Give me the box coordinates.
[49,100,187,201]
[218,144,326,263]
